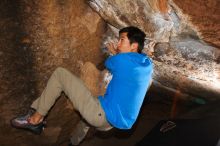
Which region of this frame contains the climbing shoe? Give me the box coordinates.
[10,108,46,134]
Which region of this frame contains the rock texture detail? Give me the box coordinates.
[89,0,174,42]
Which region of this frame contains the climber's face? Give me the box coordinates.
[117,32,138,53]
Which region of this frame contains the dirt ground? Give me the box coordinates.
[1,85,219,146]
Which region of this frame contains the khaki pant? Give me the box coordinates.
[31,67,112,145]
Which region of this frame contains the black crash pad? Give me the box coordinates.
[136,118,220,146]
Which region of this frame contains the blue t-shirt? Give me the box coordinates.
[98,52,153,129]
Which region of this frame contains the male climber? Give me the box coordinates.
[11,26,153,145]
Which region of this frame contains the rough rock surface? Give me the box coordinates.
[80,62,107,97]
[88,0,174,42]
[173,0,220,48]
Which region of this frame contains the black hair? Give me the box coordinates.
[119,26,146,53]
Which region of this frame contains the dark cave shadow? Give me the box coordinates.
[0,0,38,114]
